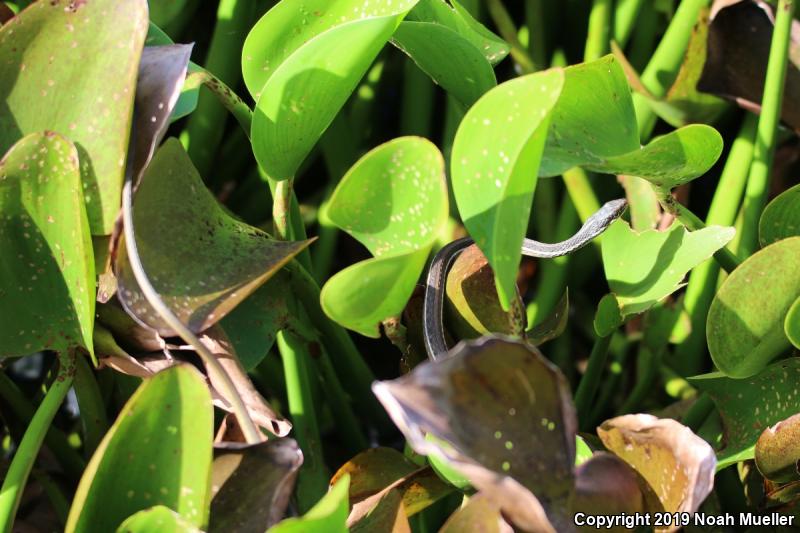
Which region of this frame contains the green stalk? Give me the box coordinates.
[574,333,613,431]
[315,345,369,453]
[72,354,107,457]
[0,352,75,533]
[739,0,795,257]
[613,0,646,49]
[633,0,711,138]
[273,178,295,241]
[182,0,256,177]
[584,0,612,62]
[525,0,547,69]
[673,114,757,375]
[276,330,328,512]
[0,370,84,480]
[286,260,391,432]
[485,0,536,73]
[618,345,661,414]
[626,2,659,72]
[400,58,436,137]
[681,393,714,431]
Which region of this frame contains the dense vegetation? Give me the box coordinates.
[1,0,800,531]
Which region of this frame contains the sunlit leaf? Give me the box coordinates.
[707,237,800,378]
[593,293,623,337]
[438,493,509,533]
[0,0,148,234]
[209,439,303,532]
[116,506,200,533]
[598,414,716,531]
[760,183,800,247]
[755,413,800,483]
[267,475,349,533]
[392,21,496,108]
[66,365,214,532]
[451,70,564,309]
[373,337,575,531]
[690,358,800,469]
[321,137,447,337]
[787,296,800,350]
[444,244,525,341]
[115,139,311,337]
[0,132,94,357]
[245,0,418,180]
[406,0,509,65]
[602,220,735,318]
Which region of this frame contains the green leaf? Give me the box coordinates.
[707,237,800,378]
[0,0,149,235]
[115,139,311,337]
[760,183,800,247]
[244,0,417,180]
[392,21,496,108]
[451,69,564,309]
[598,415,716,516]
[602,219,735,318]
[690,358,800,470]
[209,439,303,532]
[267,475,350,533]
[538,55,723,189]
[787,296,800,350]
[575,436,593,467]
[755,413,800,483]
[66,365,214,532]
[116,506,200,533]
[406,0,509,65]
[373,337,576,531]
[593,293,623,337]
[321,137,447,337]
[0,132,94,357]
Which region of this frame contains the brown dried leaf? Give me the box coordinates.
[439,493,513,533]
[349,489,410,533]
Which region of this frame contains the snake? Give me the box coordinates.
[423,198,628,361]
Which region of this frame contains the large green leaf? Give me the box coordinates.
[116,506,200,533]
[267,475,350,533]
[115,139,311,337]
[66,365,214,532]
[244,0,417,180]
[602,219,735,318]
[538,55,723,189]
[787,296,800,350]
[451,69,564,309]
[321,137,447,337]
[392,21,496,108]
[707,237,800,378]
[691,358,800,470]
[0,132,94,357]
[405,0,509,65]
[0,0,148,235]
[760,183,800,247]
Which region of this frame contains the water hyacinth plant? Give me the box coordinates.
[1,0,799,531]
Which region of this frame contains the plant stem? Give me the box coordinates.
[613,0,646,49]
[182,70,254,142]
[673,114,757,375]
[525,0,547,70]
[574,333,612,431]
[400,58,436,137]
[681,393,714,431]
[286,260,391,433]
[584,0,612,62]
[562,167,601,223]
[485,0,536,73]
[121,179,261,444]
[739,0,795,257]
[183,0,255,177]
[72,354,107,457]
[273,178,294,241]
[632,0,711,138]
[0,370,85,480]
[0,351,75,533]
[276,330,328,512]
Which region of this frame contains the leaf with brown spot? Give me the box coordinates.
[698,0,800,133]
[0,0,149,235]
[209,439,302,532]
[569,452,644,531]
[373,336,575,531]
[438,492,513,533]
[114,139,312,337]
[598,414,716,532]
[0,132,94,357]
[756,413,800,483]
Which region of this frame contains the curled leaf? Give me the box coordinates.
[115,139,311,336]
[598,414,716,532]
[756,413,800,484]
[760,183,800,247]
[439,493,512,533]
[569,453,644,524]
